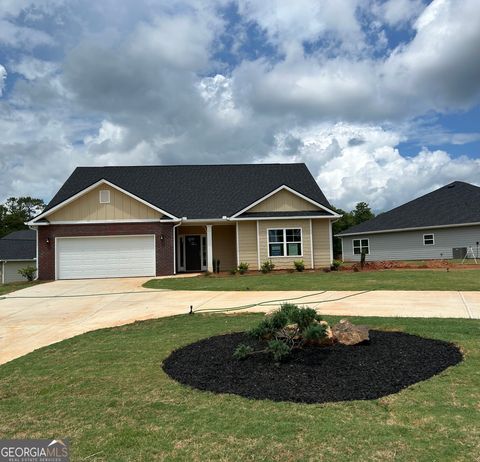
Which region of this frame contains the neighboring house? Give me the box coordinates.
[338,181,480,262]
[28,164,340,280]
[0,230,37,283]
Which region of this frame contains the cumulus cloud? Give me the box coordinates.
[0,65,6,96]
[0,0,479,214]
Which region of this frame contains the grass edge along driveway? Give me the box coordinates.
[144,269,480,291]
[0,314,478,461]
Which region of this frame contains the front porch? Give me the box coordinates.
[175,224,237,273]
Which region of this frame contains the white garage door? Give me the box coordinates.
[57,235,156,279]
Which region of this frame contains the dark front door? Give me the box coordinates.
[185,235,202,271]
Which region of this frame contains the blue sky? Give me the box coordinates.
[0,0,479,212]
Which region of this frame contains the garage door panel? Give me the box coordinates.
[57,236,155,279]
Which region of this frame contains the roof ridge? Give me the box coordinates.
[75,163,307,169]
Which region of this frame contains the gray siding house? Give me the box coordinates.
[338,181,480,262]
[0,230,37,283]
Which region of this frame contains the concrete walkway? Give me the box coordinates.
[1,278,479,365]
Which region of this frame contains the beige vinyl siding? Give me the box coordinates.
[237,221,258,269]
[258,219,313,269]
[48,184,162,222]
[249,189,320,213]
[212,225,237,271]
[312,219,332,267]
[1,260,36,284]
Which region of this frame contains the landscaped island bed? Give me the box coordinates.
[163,330,462,403]
[0,314,478,461]
[144,268,480,291]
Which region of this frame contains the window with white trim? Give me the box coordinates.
[99,190,110,204]
[353,238,369,255]
[423,234,435,245]
[268,228,302,257]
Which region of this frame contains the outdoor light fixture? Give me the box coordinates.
[45,237,50,244]
[160,234,165,240]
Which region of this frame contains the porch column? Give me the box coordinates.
[206,224,213,272]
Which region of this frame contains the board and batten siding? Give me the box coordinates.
[212,225,237,271]
[237,221,258,269]
[341,225,480,261]
[248,189,320,213]
[48,184,162,222]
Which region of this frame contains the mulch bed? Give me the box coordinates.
[163,331,462,403]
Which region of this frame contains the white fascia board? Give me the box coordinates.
[231,215,335,221]
[28,179,179,225]
[230,185,341,219]
[336,221,480,237]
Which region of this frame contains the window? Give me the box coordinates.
[353,238,369,255]
[268,228,302,257]
[423,234,435,245]
[99,189,110,204]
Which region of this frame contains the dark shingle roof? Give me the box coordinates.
[42,164,332,219]
[239,211,332,218]
[0,230,36,260]
[338,181,480,236]
[2,230,36,240]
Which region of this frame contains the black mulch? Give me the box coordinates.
[162,331,463,403]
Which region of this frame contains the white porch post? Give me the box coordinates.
[206,224,213,272]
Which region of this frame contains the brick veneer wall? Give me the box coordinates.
[37,222,175,280]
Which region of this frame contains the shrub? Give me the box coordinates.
[331,260,342,271]
[235,303,330,363]
[260,260,275,273]
[229,268,237,275]
[237,262,249,274]
[233,344,254,360]
[294,260,305,272]
[267,339,291,362]
[18,266,36,282]
[303,323,327,341]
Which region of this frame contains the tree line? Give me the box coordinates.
[0,197,45,238]
[331,202,375,257]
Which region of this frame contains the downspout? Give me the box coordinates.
[28,224,39,281]
[172,220,183,275]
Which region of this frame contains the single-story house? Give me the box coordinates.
[338,181,480,262]
[28,164,340,280]
[0,229,37,283]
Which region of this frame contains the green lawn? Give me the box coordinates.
[0,280,42,296]
[144,269,480,291]
[0,314,478,461]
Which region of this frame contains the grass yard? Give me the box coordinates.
[0,280,42,296]
[144,269,480,291]
[0,314,478,461]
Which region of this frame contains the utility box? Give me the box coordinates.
[453,247,467,259]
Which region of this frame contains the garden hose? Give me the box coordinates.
[191,290,371,314]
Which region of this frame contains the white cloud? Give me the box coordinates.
[0,65,6,96]
[261,123,480,211]
[374,0,426,27]
[9,57,58,80]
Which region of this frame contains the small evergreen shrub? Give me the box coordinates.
[233,344,254,360]
[331,260,342,271]
[229,268,237,275]
[235,303,330,363]
[18,266,36,282]
[237,262,249,274]
[260,260,275,273]
[267,339,291,362]
[294,260,305,272]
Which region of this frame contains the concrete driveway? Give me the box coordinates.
[1,278,479,365]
